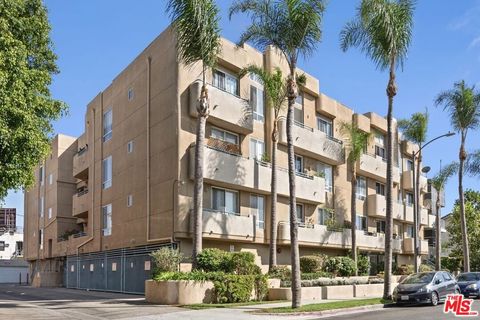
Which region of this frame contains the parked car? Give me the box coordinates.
[393,271,460,306]
[457,272,480,298]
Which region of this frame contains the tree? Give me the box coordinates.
[166,0,221,269]
[446,190,480,271]
[430,162,458,270]
[398,111,428,272]
[340,0,415,299]
[435,80,480,272]
[466,149,480,176]
[240,66,306,272]
[229,0,326,308]
[340,122,371,275]
[0,0,66,200]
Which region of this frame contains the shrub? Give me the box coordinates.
[300,255,323,273]
[268,265,291,281]
[324,257,357,277]
[231,251,258,275]
[419,264,434,272]
[197,248,233,272]
[150,247,183,276]
[441,257,462,273]
[213,275,254,303]
[394,264,414,275]
[153,270,224,282]
[357,255,370,276]
[254,274,269,301]
[300,271,332,280]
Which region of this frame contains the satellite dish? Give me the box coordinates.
[422,166,431,173]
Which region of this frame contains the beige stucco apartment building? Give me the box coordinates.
[24,27,440,292]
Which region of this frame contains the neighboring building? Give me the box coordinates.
[24,27,434,293]
[0,228,23,260]
[0,208,16,231]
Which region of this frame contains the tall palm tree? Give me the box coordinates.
[430,162,458,271]
[230,0,326,308]
[167,0,221,269]
[340,121,371,275]
[398,111,428,272]
[240,66,306,272]
[340,0,415,299]
[435,80,480,272]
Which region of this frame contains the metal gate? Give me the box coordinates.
[65,243,173,294]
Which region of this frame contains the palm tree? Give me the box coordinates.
[340,0,415,299]
[435,80,480,272]
[430,163,458,271]
[230,0,326,308]
[466,150,480,176]
[398,111,428,272]
[340,121,371,275]
[166,0,221,269]
[240,66,306,272]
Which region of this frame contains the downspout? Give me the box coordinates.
[77,106,97,254]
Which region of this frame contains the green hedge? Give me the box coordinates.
[268,266,291,281]
[196,249,260,275]
[324,257,357,277]
[300,255,324,273]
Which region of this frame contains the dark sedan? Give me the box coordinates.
[457,272,480,298]
[393,271,460,306]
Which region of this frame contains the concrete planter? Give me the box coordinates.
[267,278,281,288]
[322,285,354,299]
[354,283,384,298]
[268,287,323,301]
[145,280,215,305]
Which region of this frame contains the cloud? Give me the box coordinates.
[448,2,480,31]
[469,36,480,48]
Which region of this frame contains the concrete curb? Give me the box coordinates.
[254,303,392,317]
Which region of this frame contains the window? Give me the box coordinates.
[317,163,333,192]
[406,192,414,207]
[406,159,414,171]
[294,103,304,124]
[318,208,332,225]
[102,156,112,189]
[39,229,44,249]
[317,115,333,138]
[0,241,4,251]
[39,166,44,186]
[406,225,414,238]
[250,86,264,122]
[296,204,304,223]
[375,145,386,159]
[128,88,134,101]
[127,140,134,153]
[250,195,265,229]
[374,131,386,159]
[212,187,239,214]
[48,173,53,185]
[397,189,403,203]
[211,128,239,145]
[295,155,304,174]
[213,69,239,96]
[48,208,52,219]
[127,194,133,207]
[356,215,367,231]
[376,220,386,234]
[103,109,113,142]
[356,176,366,200]
[249,138,265,160]
[376,182,386,196]
[295,93,303,105]
[102,204,112,236]
[39,196,44,217]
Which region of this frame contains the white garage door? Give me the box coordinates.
[0,266,28,283]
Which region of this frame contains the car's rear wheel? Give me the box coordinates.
[431,292,439,306]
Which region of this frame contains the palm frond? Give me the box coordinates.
[167,0,221,68]
[340,121,372,165]
[466,149,480,177]
[430,162,459,192]
[397,110,428,145]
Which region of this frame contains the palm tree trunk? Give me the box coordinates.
[287,64,301,308]
[269,123,278,271]
[383,56,396,300]
[192,70,208,269]
[458,133,470,272]
[351,168,358,276]
[435,195,441,271]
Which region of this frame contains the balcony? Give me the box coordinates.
[277,118,345,165]
[405,205,414,223]
[367,194,386,218]
[189,80,253,134]
[402,171,428,193]
[277,222,350,248]
[403,238,429,255]
[420,208,429,226]
[72,189,89,217]
[189,145,326,203]
[428,214,436,228]
[357,232,402,252]
[198,209,255,241]
[394,202,404,220]
[73,146,89,179]
[356,153,400,183]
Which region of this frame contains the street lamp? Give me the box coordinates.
[412,132,455,272]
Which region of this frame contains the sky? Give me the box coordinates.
[4,0,480,227]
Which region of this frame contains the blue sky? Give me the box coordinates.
[5,0,480,226]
